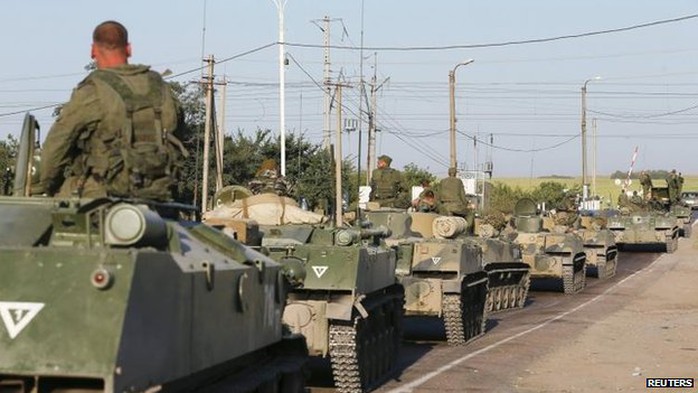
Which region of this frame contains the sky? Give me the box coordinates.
[1,0,698,178]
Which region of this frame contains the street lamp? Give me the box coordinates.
[449,59,475,169]
[271,0,288,176]
[581,76,601,200]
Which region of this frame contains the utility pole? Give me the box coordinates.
[366,53,389,185]
[367,59,377,185]
[328,81,352,228]
[592,117,597,198]
[448,59,474,169]
[321,16,332,150]
[581,76,601,200]
[201,55,215,213]
[357,0,366,194]
[215,76,227,192]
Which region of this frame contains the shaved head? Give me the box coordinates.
[91,20,131,68]
[93,20,128,50]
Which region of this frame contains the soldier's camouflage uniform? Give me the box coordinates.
[438,176,469,216]
[247,170,290,197]
[38,64,185,201]
[639,172,653,200]
[666,172,679,204]
[369,167,407,208]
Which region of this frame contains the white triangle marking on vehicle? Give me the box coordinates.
[0,302,45,339]
[312,266,329,278]
[431,257,442,265]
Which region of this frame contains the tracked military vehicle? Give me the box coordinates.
[0,114,308,393]
[607,210,679,253]
[577,215,618,279]
[512,198,587,294]
[542,212,618,280]
[609,186,680,253]
[651,186,692,238]
[205,194,404,393]
[365,208,530,344]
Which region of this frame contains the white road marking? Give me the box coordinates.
[387,254,663,393]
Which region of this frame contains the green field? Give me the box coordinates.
[492,176,698,209]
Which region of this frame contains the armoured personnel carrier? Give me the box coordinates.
[365,208,530,344]
[577,215,618,279]
[542,212,618,280]
[651,186,692,238]
[512,199,587,294]
[608,187,676,253]
[205,194,404,393]
[0,114,308,393]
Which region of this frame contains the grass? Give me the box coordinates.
[492,176,698,209]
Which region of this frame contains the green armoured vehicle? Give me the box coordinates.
[205,194,404,393]
[512,199,587,294]
[651,186,692,238]
[0,114,308,393]
[609,186,680,253]
[607,209,679,253]
[365,209,530,345]
[542,212,618,280]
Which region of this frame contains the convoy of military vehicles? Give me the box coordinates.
[0,114,692,393]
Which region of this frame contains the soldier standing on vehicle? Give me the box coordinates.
[618,188,630,209]
[37,21,186,201]
[369,155,407,208]
[678,172,685,199]
[666,169,679,204]
[639,170,653,200]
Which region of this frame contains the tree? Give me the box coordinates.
[0,136,18,194]
[168,81,205,204]
[169,81,344,210]
[485,182,528,215]
[530,181,581,210]
[402,163,437,188]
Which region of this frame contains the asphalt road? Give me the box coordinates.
[307,250,663,392]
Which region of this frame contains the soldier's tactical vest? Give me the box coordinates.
[79,70,186,201]
[439,177,464,205]
[373,168,399,199]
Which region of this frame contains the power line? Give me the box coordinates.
[283,13,698,51]
[589,103,698,119]
[167,42,277,79]
[0,103,61,118]
[457,129,580,152]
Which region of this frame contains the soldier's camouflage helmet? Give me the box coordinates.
[378,155,392,165]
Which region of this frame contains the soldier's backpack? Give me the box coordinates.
[88,70,186,201]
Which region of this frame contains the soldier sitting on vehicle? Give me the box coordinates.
[630,190,643,205]
[247,159,291,197]
[369,155,409,208]
[437,167,475,233]
[415,189,438,212]
[411,178,433,209]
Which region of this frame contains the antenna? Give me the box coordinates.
[200,0,208,77]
